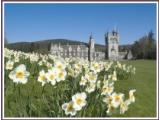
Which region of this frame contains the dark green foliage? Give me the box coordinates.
[131,30,156,59]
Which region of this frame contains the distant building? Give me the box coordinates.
[105,29,132,60]
[50,29,132,61]
[105,30,119,60]
[50,34,105,61]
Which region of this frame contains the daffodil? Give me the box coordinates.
[101,85,114,95]
[56,69,67,82]
[6,60,14,70]
[112,71,117,81]
[38,70,47,86]
[9,64,30,84]
[55,61,66,70]
[106,104,115,115]
[73,63,82,72]
[111,93,124,108]
[79,76,87,86]
[29,54,39,62]
[14,57,19,63]
[103,95,113,105]
[90,62,101,73]
[86,72,97,83]
[129,89,136,103]
[72,92,87,111]
[120,100,130,114]
[62,101,77,116]
[85,83,96,93]
[46,68,57,85]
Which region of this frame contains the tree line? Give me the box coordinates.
[131,30,156,59]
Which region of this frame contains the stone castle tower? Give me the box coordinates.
[105,29,119,60]
[88,33,95,61]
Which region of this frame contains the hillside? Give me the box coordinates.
[6,39,105,53]
[6,39,131,54]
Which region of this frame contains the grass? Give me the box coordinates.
[4,60,156,117]
[114,60,156,117]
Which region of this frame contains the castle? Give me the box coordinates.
[50,29,132,61]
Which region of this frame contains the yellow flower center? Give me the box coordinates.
[115,96,120,102]
[67,103,73,111]
[59,72,64,78]
[57,65,62,69]
[49,74,55,80]
[8,64,12,67]
[40,75,46,81]
[76,98,82,105]
[16,71,24,78]
[94,65,99,69]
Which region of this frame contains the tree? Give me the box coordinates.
[131,30,156,59]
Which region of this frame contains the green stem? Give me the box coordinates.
[13,83,16,92]
[42,85,45,95]
[18,85,21,97]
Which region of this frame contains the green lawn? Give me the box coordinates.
[114,60,156,117]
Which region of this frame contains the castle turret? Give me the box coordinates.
[105,29,119,60]
[88,33,95,61]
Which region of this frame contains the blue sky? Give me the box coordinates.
[4,3,157,45]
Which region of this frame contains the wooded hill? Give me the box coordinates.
[6,39,108,54]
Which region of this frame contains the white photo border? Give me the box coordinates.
[1,1,159,119]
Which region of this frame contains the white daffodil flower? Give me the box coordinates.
[72,92,87,111]
[9,64,30,84]
[46,68,57,85]
[129,89,136,103]
[86,72,97,83]
[85,83,96,93]
[101,85,114,95]
[111,93,124,108]
[56,69,67,82]
[90,62,101,73]
[112,71,117,81]
[120,100,130,114]
[14,57,19,63]
[55,60,66,70]
[80,76,88,86]
[106,104,114,115]
[62,101,77,116]
[38,70,47,86]
[103,95,113,105]
[6,60,14,70]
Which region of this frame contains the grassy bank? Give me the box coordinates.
[115,60,156,117]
